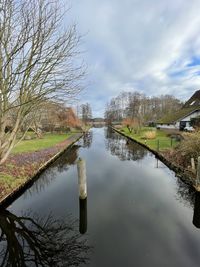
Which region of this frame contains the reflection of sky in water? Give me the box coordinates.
[7,128,200,267]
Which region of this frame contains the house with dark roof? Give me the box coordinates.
[157,90,200,130]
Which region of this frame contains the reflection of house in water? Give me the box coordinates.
[0,209,91,266]
[105,128,147,161]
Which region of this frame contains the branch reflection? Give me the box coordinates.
[174,177,200,229]
[24,145,80,197]
[105,127,147,161]
[0,209,91,266]
[193,192,200,228]
[79,131,93,148]
[176,178,195,208]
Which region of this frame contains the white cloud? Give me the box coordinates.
[66,0,200,116]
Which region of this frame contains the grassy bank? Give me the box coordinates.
[0,132,82,204]
[13,133,72,154]
[119,127,179,151]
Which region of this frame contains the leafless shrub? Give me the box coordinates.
[144,131,156,139]
[174,132,200,167]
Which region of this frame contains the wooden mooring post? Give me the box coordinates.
[194,156,200,191]
[193,192,200,228]
[77,158,87,234]
[79,198,87,234]
[77,158,87,199]
[191,157,196,173]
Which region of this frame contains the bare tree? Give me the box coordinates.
[0,0,85,164]
[80,103,92,126]
[122,117,140,134]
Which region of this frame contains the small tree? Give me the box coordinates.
[80,103,92,126]
[65,107,82,129]
[174,132,200,168]
[122,118,140,134]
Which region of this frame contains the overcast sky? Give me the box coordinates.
[66,0,200,117]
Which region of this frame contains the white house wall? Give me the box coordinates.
[181,110,200,122]
[157,124,178,129]
[175,121,180,128]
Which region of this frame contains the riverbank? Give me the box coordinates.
[112,127,196,188]
[0,133,83,206]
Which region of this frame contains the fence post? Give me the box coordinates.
[157,139,160,151]
[170,137,173,147]
[196,156,200,187]
[191,158,196,173]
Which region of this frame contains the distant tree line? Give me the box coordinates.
[105,91,182,125]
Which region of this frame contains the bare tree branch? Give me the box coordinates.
[0,0,85,164]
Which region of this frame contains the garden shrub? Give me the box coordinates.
[144,131,156,139]
[174,132,200,166]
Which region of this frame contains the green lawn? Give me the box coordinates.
[12,133,72,154]
[119,127,179,151]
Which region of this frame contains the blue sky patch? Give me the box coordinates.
[187,56,200,67]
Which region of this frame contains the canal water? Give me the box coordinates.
[1,127,200,266]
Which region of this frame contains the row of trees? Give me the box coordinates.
[0,0,87,164]
[105,91,182,127]
[14,101,92,136]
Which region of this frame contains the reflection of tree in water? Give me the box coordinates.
[0,209,91,266]
[80,131,93,148]
[193,192,200,228]
[24,145,80,197]
[176,180,200,229]
[54,144,80,171]
[175,177,195,208]
[105,127,147,161]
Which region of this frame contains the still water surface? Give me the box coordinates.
[1,127,200,266]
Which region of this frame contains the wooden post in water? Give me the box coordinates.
[191,158,196,173]
[156,158,159,168]
[77,158,87,199]
[79,198,87,234]
[193,192,200,228]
